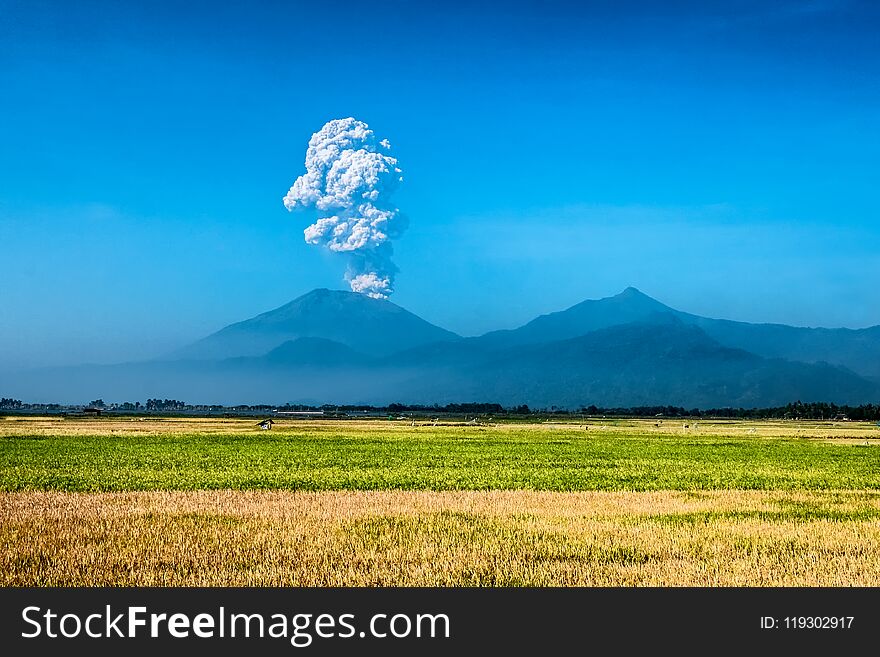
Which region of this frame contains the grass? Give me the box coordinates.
[3,489,880,586]
[1,417,878,491]
[2,416,879,586]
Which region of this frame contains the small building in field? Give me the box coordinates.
[83,407,103,416]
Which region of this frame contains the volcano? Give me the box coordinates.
[174,288,460,360]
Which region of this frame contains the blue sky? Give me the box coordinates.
[1,0,879,369]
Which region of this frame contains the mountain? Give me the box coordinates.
[473,287,880,379]
[685,316,880,381]
[174,288,460,360]
[475,286,672,349]
[390,317,878,408]
[473,319,877,408]
[8,287,879,408]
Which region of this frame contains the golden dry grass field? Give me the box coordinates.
[2,416,879,586]
[4,489,880,586]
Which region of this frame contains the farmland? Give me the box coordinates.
[2,416,879,586]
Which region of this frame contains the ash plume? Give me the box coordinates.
[283,118,405,299]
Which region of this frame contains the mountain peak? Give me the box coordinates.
[608,286,662,304]
[617,286,646,298]
[591,287,669,315]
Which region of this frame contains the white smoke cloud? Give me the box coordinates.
[283,117,405,299]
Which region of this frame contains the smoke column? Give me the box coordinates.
[283,118,405,299]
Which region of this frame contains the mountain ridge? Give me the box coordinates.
[471,287,880,379]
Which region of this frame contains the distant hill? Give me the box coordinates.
[174,288,460,360]
[684,315,880,381]
[261,337,369,367]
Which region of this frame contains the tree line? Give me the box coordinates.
[2,397,879,420]
[579,402,880,421]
